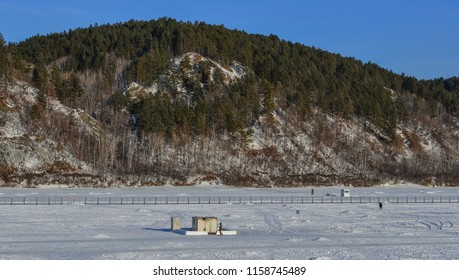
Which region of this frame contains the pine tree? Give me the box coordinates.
[262,81,275,117]
[68,73,84,106]
[32,61,48,92]
[50,65,63,97]
[31,59,50,112]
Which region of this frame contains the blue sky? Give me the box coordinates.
[1,0,458,79]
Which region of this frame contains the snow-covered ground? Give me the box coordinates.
[1,184,459,260]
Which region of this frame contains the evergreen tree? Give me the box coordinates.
[69,73,84,105]
[32,61,48,93]
[32,60,49,112]
[51,65,63,98]
[0,33,7,84]
[262,81,275,117]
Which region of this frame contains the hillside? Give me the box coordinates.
[1,18,459,187]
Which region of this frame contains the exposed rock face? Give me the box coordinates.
[124,52,246,104]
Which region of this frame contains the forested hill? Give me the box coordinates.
[1,18,459,187]
[12,18,459,137]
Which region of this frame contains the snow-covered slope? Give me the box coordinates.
[2,53,459,187]
[0,81,93,186]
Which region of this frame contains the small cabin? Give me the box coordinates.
[341,189,350,197]
[192,216,218,234]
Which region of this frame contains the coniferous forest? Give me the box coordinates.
[1,18,459,186]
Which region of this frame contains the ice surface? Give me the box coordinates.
[0,184,458,260]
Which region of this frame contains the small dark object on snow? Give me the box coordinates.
[379,202,383,209]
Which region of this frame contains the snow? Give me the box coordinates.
[49,98,71,115]
[1,184,459,260]
[0,110,27,137]
[173,52,246,85]
[7,80,38,103]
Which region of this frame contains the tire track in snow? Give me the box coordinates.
[259,211,286,234]
[419,220,454,230]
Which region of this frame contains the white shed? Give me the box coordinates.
[341,189,350,197]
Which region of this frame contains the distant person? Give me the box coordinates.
[379,202,383,209]
[219,222,223,236]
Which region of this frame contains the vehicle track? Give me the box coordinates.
[259,211,286,234]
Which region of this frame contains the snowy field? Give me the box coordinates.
[1,184,459,260]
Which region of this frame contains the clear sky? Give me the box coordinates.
[1,0,458,80]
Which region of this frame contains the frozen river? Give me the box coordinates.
[1,184,459,260]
